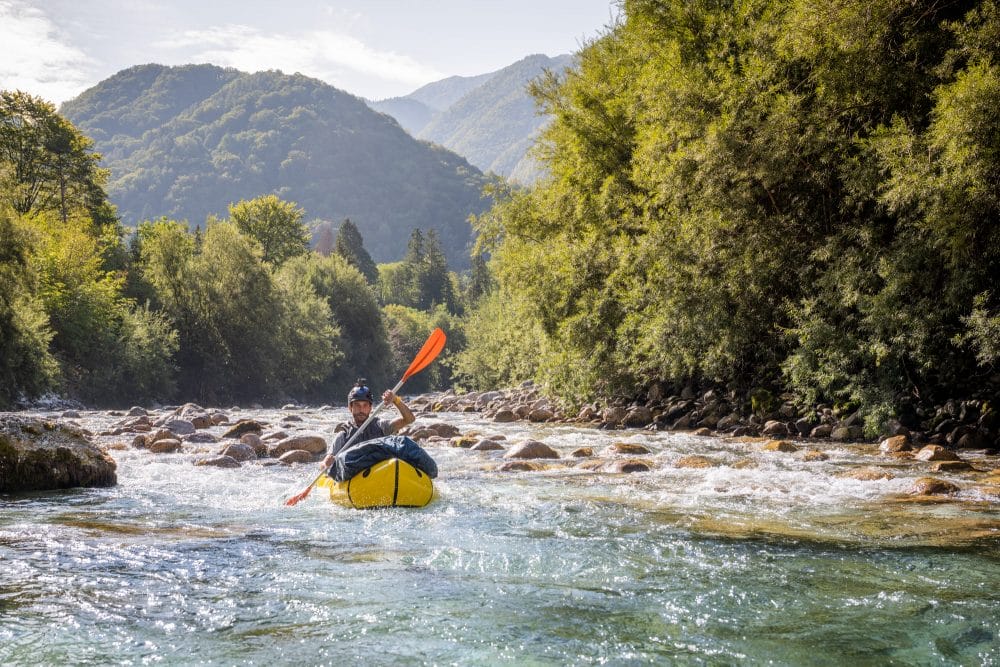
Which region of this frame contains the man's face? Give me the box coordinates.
[349,400,372,424]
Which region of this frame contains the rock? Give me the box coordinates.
[794,419,814,436]
[601,442,651,456]
[604,459,651,473]
[809,424,833,438]
[131,434,147,449]
[281,404,299,410]
[240,433,267,457]
[879,435,911,453]
[427,422,461,438]
[931,461,975,472]
[127,406,147,417]
[148,438,182,454]
[602,406,628,425]
[675,455,715,468]
[504,440,560,460]
[222,420,264,439]
[184,432,219,443]
[195,455,240,468]
[762,440,799,453]
[163,419,196,436]
[693,427,713,437]
[471,439,504,451]
[450,436,477,448]
[190,415,213,430]
[0,416,117,492]
[219,443,256,462]
[498,461,544,472]
[210,413,229,425]
[269,434,327,457]
[569,447,594,458]
[910,477,960,496]
[491,409,517,423]
[277,450,315,464]
[622,406,653,428]
[830,426,854,441]
[762,420,789,437]
[282,415,304,423]
[716,413,741,432]
[914,445,961,462]
[841,467,894,481]
[577,406,598,421]
[528,408,554,422]
[801,450,829,462]
[62,410,81,419]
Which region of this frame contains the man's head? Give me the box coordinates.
[347,383,374,425]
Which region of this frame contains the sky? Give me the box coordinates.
[0,0,619,106]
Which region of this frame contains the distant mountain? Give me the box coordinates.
[61,64,490,267]
[368,54,574,183]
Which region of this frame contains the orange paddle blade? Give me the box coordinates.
[402,328,446,381]
[284,484,313,506]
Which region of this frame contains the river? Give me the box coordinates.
[2,406,998,665]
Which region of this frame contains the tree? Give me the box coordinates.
[0,91,107,222]
[314,221,335,256]
[334,218,378,284]
[227,194,309,266]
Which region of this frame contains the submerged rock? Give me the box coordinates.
[675,455,715,468]
[222,420,264,439]
[504,440,560,459]
[910,477,960,496]
[0,416,117,492]
[601,442,651,456]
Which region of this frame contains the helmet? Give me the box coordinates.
[348,382,374,404]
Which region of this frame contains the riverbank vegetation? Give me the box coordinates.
[453,0,1000,434]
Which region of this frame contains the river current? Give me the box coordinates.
[2,406,998,665]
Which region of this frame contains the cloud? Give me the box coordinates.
[157,24,443,98]
[0,0,94,104]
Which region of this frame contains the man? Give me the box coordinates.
[321,381,415,468]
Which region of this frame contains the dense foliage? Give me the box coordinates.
[60,64,491,268]
[455,0,1000,432]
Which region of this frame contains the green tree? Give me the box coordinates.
[227,194,309,266]
[0,207,57,406]
[0,91,107,222]
[334,218,379,284]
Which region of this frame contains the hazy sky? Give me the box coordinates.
[0,1,619,105]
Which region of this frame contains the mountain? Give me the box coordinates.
[368,54,574,182]
[60,64,490,267]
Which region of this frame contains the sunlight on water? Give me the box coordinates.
[2,408,998,664]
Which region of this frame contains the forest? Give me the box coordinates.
[3,0,1000,437]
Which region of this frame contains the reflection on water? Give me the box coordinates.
[1,408,998,664]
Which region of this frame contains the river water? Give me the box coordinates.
[2,407,998,665]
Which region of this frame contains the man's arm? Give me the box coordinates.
[321,431,346,469]
[382,390,414,434]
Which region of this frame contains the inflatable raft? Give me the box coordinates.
[316,458,434,509]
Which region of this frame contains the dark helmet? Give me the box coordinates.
[348,380,374,404]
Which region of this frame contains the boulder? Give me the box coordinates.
[184,432,218,443]
[693,427,713,437]
[427,422,461,438]
[914,445,961,462]
[277,450,315,464]
[569,447,594,458]
[602,406,628,425]
[195,455,240,468]
[840,467,894,481]
[219,443,256,462]
[528,408,554,422]
[163,419,196,436]
[622,406,653,428]
[762,440,799,453]
[802,450,829,462]
[268,434,327,457]
[0,416,117,492]
[762,421,789,437]
[190,415,213,430]
[830,426,855,441]
[240,433,267,457]
[504,440,560,460]
[127,406,147,417]
[600,442,651,456]
[931,461,975,473]
[498,461,544,472]
[471,439,505,452]
[910,477,960,496]
[809,424,833,438]
[879,435,911,453]
[148,438,182,454]
[604,459,651,473]
[675,455,715,469]
[450,436,477,448]
[222,419,264,439]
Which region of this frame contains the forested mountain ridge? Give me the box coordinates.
[60,64,490,266]
[368,54,574,181]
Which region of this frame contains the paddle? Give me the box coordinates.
[284,327,447,506]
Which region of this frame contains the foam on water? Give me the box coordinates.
[1,408,998,664]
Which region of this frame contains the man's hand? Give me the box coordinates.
[321,454,333,469]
